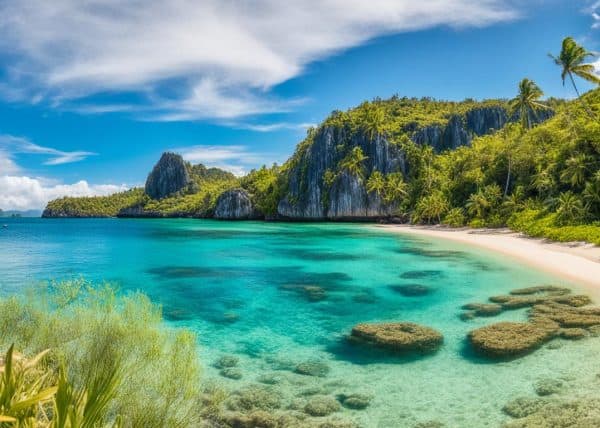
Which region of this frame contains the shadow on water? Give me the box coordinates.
[394,246,470,260]
[326,338,442,365]
[400,270,444,279]
[388,283,433,297]
[277,247,364,261]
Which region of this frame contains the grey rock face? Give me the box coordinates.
[144,152,191,199]
[214,189,259,220]
[277,105,553,220]
[278,127,405,220]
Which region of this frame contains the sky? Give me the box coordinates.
[0,0,598,211]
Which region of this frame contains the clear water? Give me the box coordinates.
[2,218,600,427]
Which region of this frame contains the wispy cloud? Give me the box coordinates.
[0,0,520,121]
[0,134,96,166]
[230,122,317,133]
[0,175,128,211]
[176,144,275,176]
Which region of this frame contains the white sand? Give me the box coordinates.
[377,225,600,288]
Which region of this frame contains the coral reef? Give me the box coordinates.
[468,322,554,358]
[304,396,341,417]
[389,284,431,297]
[502,397,549,418]
[227,385,282,411]
[534,378,562,396]
[220,368,243,380]
[461,303,503,318]
[295,360,331,377]
[502,399,600,427]
[337,393,372,410]
[349,322,443,354]
[215,355,240,369]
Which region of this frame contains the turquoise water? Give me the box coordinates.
[2,218,600,427]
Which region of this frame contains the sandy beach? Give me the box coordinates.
[378,225,600,289]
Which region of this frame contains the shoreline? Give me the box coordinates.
[377,224,600,289]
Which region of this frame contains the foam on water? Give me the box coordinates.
[1,218,599,427]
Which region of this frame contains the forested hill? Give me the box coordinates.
[43,88,600,243]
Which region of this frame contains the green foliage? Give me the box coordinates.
[44,189,147,217]
[339,147,368,178]
[240,165,282,216]
[443,208,466,227]
[0,279,204,427]
[508,210,600,246]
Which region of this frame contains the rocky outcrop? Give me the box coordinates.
[412,106,553,152]
[348,322,443,354]
[278,127,405,220]
[41,208,107,218]
[214,189,260,220]
[277,105,553,220]
[144,152,191,199]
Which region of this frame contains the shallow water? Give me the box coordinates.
[1,218,600,427]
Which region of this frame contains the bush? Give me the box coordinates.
[0,279,204,427]
[442,208,466,227]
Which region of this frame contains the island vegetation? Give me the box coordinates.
[43,37,600,246]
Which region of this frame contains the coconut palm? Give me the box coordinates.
[560,154,590,188]
[509,79,548,129]
[556,191,586,224]
[383,173,408,204]
[366,171,386,196]
[549,37,599,117]
[340,147,368,179]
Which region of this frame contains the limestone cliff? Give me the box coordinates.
[145,152,191,199]
[214,189,260,220]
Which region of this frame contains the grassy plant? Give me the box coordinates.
[0,279,204,427]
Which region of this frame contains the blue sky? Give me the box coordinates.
[0,0,598,210]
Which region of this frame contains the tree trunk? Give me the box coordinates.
[570,72,597,120]
[504,157,512,198]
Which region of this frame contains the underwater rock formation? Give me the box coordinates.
[227,385,282,412]
[502,398,600,427]
[295,360,331,377]
[534,378,562,396]
[144,152,191,199]
[468,322,554,358]
[303,396,341,417]
[215,355,239,369]
[220,367,243,380]
[389,284,431,297]
[349,322,443,354]
[337,393,372,410]
[214,188,260,220]
[461,303,503,318]
[502,397,549,418]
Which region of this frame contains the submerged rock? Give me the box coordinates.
[349,322,443,354]
[214,188,260,220]
[220,368,243,380]
[303,396,341,417]
[145,152,191,199]
[461,303,503,317]
[227,385,282,411]
[215,355,239,369]
[502,398,600,427]
[502,397,549,418]
[337,393,372,410]
[389,284,431,297]
[468,322,554,358]
[534,378,563,396]
[295,360,330,377]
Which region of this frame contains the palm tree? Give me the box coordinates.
[366,171,386,196]
[383,173,408,204]
[549,37,600,117]
[560,154,590,188]
[340,147,368,179]
[509,79,548,129]
[556,191,586,224]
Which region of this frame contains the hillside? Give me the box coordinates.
[42,89,600,243]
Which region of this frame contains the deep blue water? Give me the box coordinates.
[1,218,598,427]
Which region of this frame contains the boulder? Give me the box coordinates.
[145,152,191,199]
[295,360,330,377]
[349,322,443,354]
[303,396,341,417]
[214,188,260,220]
[502,397,549,418]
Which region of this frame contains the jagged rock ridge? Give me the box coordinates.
[145,152,191,199]
[214,189,260,220]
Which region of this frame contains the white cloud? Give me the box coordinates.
[0,175,128,211]
[231,122,318,133]
[0,134,96,165]
[177,144,273,176]
[0,0,519,120]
